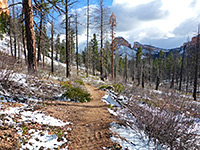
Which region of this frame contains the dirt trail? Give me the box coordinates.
[45,84,118,150]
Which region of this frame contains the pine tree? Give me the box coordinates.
[91,34,99,75]
[23,0,37,74]
[136,46,143,86]
[55,34,61,61]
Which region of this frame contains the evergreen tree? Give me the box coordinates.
[55,34,61,61]
[91,34,99,75]
[0,12,8,39]
[136,46,143,86]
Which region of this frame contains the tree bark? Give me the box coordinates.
[155,76,160,90]
[75,12,79,76]
[24,0,37,74]
[65,0,70,78]
[12,0,17,58]
[51,21,54,73]
[37,12,43,62]
[21,14,26,59]
[179,45,186,91]
[193,29,199,100]
[100,0,103,80]
[85,0,90,77]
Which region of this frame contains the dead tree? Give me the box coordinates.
[109,12,116,80]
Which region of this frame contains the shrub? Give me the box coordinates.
[22,126,28,135]
[74,79,84,86]
[99,84,113,90]
[113,83,124,93]
[62,81,91,102]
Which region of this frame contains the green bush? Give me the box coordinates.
[139,98,158,108]
[74,79,84,86]
[56,130,63,139]
[22,126,28,135]
[61,81,91,102]
[99,84,113,90]
[113,83,124,93]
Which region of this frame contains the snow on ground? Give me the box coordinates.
[110,122,159,150]
[0,103,70,126]
[101,94,159,150]
[0,102,70,149]
[101,94,120,107]
[102,90,200,150]
[21,130,68,150]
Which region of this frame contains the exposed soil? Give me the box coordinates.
[44,83,119,150]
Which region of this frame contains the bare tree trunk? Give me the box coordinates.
[51,21,54,73]
[37,12,43,63]
[170,63,175,88]
[131,52,135,81]
[124,55,128,84]
[9,20,13,57]
[68,19,71,74]
[110,13,117,80]
[193,28,199,100]
[43,46,45,68]
[12,0,17,59]
[86,0,89,77]
[24,0,37,74]
[17,35,20,59]
[179,45,186,91]
[21,15,26,59]
[142,61,145,88]
[65,0,70,78]
[155,76,160,90]
[100,0,103,80]
[75,12,79,76]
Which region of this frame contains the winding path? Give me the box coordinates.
[45,84,118,149]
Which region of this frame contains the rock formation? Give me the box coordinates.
[112,37,132,50]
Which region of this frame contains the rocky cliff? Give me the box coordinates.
[0,0,9,15]
[113,37,132,49]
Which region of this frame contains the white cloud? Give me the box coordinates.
[56,0,200,50]
[111,0,200,48]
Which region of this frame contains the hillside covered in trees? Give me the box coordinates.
[0,0,200,149]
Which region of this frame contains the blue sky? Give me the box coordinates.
[8,0,200,49]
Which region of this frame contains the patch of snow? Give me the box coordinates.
[101,94,120,107]
[107,108,117,116]
[0,104,70,127]
[20,110,70,126]
[110,122,159,150]
[151,90,163,95]
[21,130,67,150]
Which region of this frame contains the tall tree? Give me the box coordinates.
[91,34,98,75]
[51,21,54,73]
[37,0,44,63]
[109,12,116,80]
[136,46,143,86]
[179,45,186,91]
[193,27,199,100]
[23,0,37,74]
[66,0,70,77]
[75,12,79,75]
[86,0,90,77]
[124,55,128,84]
[55,34,60,61]
[99,0,104,80]
[21,8,26,59]
[12,0,17,58]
